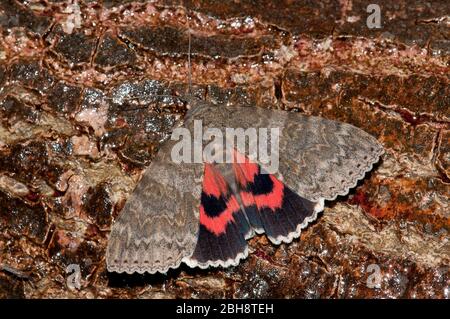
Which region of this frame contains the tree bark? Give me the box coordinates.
[0,0,448,298]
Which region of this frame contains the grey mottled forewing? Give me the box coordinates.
[277,114,384,201]
[106,132,204,274]
[196,104,383,202]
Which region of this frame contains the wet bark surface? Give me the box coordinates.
[0,0,448,298]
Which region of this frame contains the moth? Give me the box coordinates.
[106,96,384,274]
[106,8,383,274]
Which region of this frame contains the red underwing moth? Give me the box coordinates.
[106,5,383,274]
[106,96,384,274]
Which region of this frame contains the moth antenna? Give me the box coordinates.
[187,22,192,96]
[185,1,193,108]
